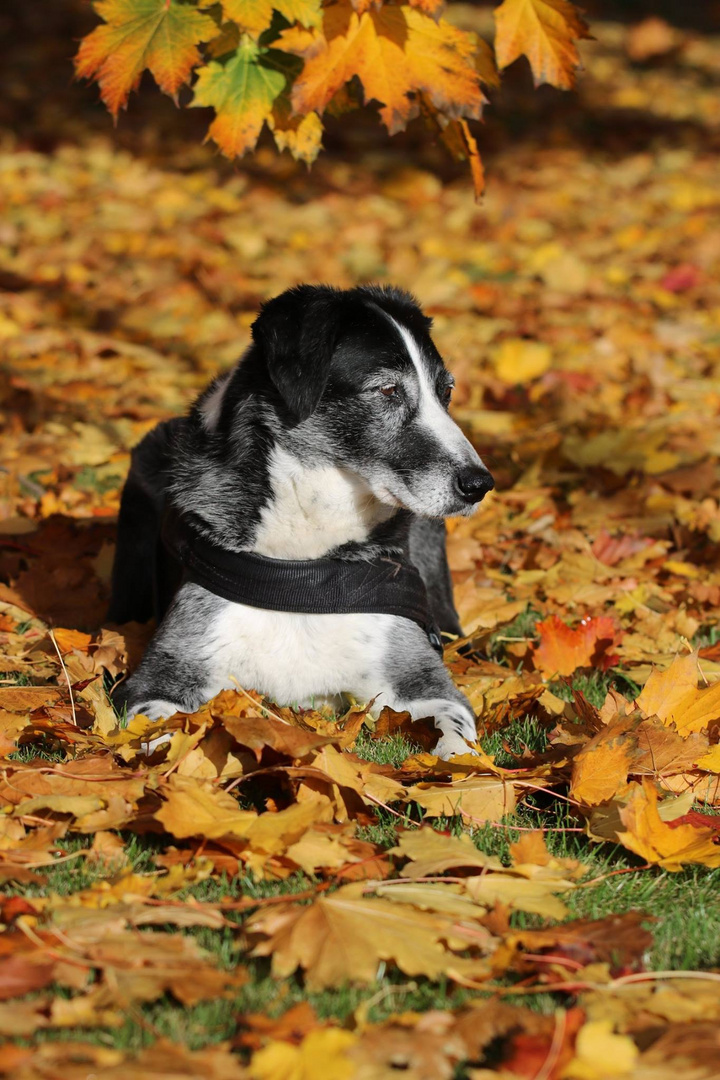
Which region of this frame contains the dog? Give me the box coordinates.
[109,285,494,759]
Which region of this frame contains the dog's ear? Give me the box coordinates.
[251,286,340,422]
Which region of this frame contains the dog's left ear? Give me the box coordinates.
[252,286,341,422]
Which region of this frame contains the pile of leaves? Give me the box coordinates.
[75,0,591,193]
[1,667,720,1078]
[3,4,720,1076]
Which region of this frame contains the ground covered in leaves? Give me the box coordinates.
[2,5,720,1078]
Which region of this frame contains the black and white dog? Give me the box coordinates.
[110,285,493,759]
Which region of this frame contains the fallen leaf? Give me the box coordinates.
[247,882,493,988]
[405,776,517,821]
[618,780,720,871]
[532,615,621,678]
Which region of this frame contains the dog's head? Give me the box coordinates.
[250,284,494,518]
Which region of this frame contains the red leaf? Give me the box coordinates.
[660,264,702,292]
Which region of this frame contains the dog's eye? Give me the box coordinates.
[379,384,399,398]
[441,384,453,405]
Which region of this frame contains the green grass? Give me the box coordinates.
[693,624,720,651]
[486,606,542,662]
[10,742,68,763]
[0,670,33,687]
[353,728,422,766]
[74,465,123,496]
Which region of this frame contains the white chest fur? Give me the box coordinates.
[251,446,393,559]
[202,600,394,708]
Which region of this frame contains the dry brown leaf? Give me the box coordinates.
[155,775,257,840]
[405,776,517,821]
[247,881,494,988]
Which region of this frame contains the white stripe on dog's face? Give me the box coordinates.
[388,316,479,467]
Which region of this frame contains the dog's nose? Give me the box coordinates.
[455,466,494,504]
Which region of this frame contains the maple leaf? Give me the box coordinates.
[618,781,720,871]
[490,338,552,383]
[531,615,621,678]
[75,0,217,116]
[191,36,286,158]
[223,0,322,37]
[269,98,324,165]
[437,118,485,200]
[155,774,257,840]
[570,718,636,806]
[0,956,56,1002]
[52,627,92,654]
[569,1021,640,1078]
[406,776,517,821]
[389,826,504,877]
[636,651,699,722]
[247,882,493,988]
[282,3,486,136]
[493,0,591,90]
[250,1029,358,1080]
[501,911,654,975]
[636,651,720,736]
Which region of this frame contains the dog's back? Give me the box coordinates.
[108,417,186,624]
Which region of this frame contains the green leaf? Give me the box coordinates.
[191,36,286,157]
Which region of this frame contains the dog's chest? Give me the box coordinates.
[203,600,392,705]
[251,447,392,559]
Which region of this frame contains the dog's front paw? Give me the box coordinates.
[123,698,184,723]
[434,732,478,761]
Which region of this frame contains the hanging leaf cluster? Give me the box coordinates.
[75,0,590,195]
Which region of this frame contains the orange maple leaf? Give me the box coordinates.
[618,780,720,871]
[493,0,590,90]
[75,0,216,116]
[282,2,486,136]
[570,718,636,806]
[531,615,621,678]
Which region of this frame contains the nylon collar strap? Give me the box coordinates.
[161,508,444,654]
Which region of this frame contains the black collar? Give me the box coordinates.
[161,508,443,654]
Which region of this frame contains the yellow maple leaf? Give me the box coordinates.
[155,774,257,840]
[490,338,552,383]
[567,1020,639,1079]
[696,744,720,773]
[493,0,591,90]
[222,0,322,38]
[406,776,517,821]
[269,100,324,165]
[636,651,699,721]
[249,1029,357,1080]
[437,117,486,200]
[638,652,720,736]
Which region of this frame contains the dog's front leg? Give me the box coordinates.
[379,625,477,760]
[112,584,218,725]
[398,691,478,761]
